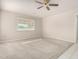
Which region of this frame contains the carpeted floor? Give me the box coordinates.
[0,38,73,59]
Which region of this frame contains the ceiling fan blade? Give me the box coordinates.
[49,4,59,6]
[46,6,50,10]
[37,6,43,9]
[35,1,43,4]
[47,0,50,3]
[44,0,50,5]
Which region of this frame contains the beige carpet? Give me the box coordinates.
[0,39,73,59]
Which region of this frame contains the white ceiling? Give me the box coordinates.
[1,0,77,18]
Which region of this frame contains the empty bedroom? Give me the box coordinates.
[0,0,78,59]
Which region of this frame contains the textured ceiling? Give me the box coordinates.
[1,0,78,18]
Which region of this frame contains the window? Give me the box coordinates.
[17,17,35,31]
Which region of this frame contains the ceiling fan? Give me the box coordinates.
[35,0,59,10]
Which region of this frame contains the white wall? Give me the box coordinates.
[0,12,1,40]
[43,10,77,42]
[0,10,42,41]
